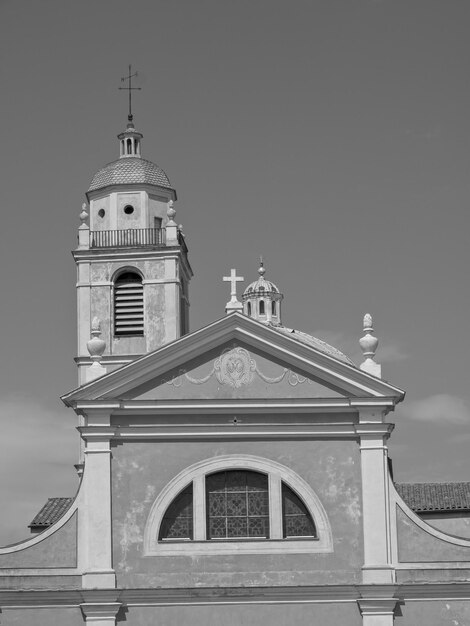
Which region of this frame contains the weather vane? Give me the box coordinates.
[119,64,142,123]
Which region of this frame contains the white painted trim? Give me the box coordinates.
[395,562,470,569]
[143,454,333,556]
[0,568,82,575]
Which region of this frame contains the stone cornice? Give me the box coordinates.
[2,583,470,607]
[73,397,397,413]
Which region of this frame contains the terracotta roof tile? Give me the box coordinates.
[29,497,73,528]
[396,482,470,513]
[88,157,173,192]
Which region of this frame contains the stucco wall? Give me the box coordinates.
[419,512,470,538]
[117,603,363,625]
[0,607,84,625]
[395,600,470,625]
[111,438,362,587]
[397,506,470,562]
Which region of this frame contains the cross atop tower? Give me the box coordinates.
[223,268,244,314]
[119,64,142,123]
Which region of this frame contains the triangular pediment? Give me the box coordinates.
[62,313,405,405]
[127,340,344,401]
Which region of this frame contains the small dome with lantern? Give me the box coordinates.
[87,119,174,195]
[242,260,283,325]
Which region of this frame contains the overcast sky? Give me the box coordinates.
[1,0,470,544]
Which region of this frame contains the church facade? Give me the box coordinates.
[1,114,470,626]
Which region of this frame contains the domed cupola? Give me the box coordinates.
[87,118,175,196]
[242,260,283,325]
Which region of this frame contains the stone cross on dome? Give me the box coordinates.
[223,269,244,314]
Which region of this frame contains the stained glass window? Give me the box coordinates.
[206,470,269,539]
[282,483,316,537]
[159,484,193,540]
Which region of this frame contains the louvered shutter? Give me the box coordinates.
[114,272,144,336]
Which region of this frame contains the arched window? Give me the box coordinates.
[272,301,276,315]
[206,470,269,539]
[127,138,132,154]
[259,300,265,315]
[159,485,193,540]
[114,271,144,336]
[282,483,316,537]
[247,302,252,316]
[146,455,330,556]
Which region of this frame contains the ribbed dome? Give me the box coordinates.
[88,157,173,193]
[273,325,355,366]
[243,276,280,296]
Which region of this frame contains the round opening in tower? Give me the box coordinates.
[98,208,105,218]
[124,205,135,215]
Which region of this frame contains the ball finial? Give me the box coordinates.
[258,256,266,276]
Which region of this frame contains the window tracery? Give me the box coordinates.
[145,455,331,556]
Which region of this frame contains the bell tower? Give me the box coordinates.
[73,114,192,384]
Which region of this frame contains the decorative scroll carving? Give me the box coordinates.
[214,347,256,388]
[162,346,314,388]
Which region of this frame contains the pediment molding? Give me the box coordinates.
[62,313,405,406]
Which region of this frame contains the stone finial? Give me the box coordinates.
[258,256,266,276]
[223,268,244,314]
[87,317,106,361]
[78,203,90,250]
[167,200,177,225]
[359,313,381,378]
[79,203,89,226]
[86,317,107,382]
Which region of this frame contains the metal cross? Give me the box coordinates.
[119,64,142,122]
[223,268,244,303]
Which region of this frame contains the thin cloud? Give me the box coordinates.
[401,394,470,425]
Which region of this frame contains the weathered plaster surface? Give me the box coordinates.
[397,506,470,562]
[119,602,363,626]
[0,607,84,625]
[92,195,110,230]
[143,258,164,279]
[419,513,470,539]
[112,439,362,587]
[397,568,470,583]
[130,341,344,400]
[149,194,171,225]
[117,192,142,229]
[0,574,81,589]
[395,600,470,625]
[145,283,166,350]
[90,284,111,350]
[0,512,77,569]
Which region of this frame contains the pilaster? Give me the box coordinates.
[358,409,394,584]
[81,410,116,589]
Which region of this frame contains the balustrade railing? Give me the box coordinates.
[90,228,166,248]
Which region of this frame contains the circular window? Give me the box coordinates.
[124,205,135,215]
[98,208,105,218]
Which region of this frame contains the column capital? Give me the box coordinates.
[358,597,399,618]
[80,601,121,622]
